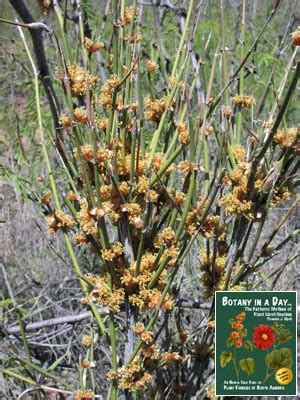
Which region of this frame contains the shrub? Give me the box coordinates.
[1,1,299,398]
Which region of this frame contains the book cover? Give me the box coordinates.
[215,291,297,396]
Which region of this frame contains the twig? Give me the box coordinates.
[7,308,108,335]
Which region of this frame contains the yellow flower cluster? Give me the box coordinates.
[141,343,160,360]
[133,323,181,369]
[99,75,121,108]
[120,204,142,228]
[123,253,155,286]
[177,122,190,145]
[84,37,104,53]
[96,117,109,131]
[205,125,213,137]
[144,96,173,122]
[233,94,256,109]
[136,175,148,194]
[37,0,51,14]
[74,390,94,400]
[220,166,266,219]
[161,351,181,363]
[117,362,152,391]
[270,186,291,208]
[199,249,227,298]
[185,200,206,235]
[173,190,185,206]
[77,199,98,236]
[136,325,153,343]
[97,147,113,167]
[223,106,232,119]
[120,252,174,311]
[67,63,98,97]
[134,323,160,360]
[81,335,93,347]
[87,274,125,312]
[79,144,94,161]
[81,359,91,369]
[76,142,113,171]
[129,286,174,311]
[178,160,194,174]
[151,153,174,174]
[117,6,139,26]
[124,32,141,44]
[219,184,254,219]
[231,144,246,162]
[205,383,216,400]
[167,76,178,89]
[102,243,124,261]
[58,114,71,127]
[228,168,243,185]
[46,210,75,234]
[74,107,89,124]
[147,60,158,73]
[113,149,152,180]
[274,127,299,154]
[100,83,113,108]
[154,227,176,248]
[291,29,300,46]
[200,215,226,239]
[74,174,159,242]
[74,231,88,246]
[67,191,77,201]
[41,191,52,205]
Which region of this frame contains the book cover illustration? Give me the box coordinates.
[215,291,297,396]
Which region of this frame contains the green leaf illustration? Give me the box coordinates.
[277,328,293,344]
[239,358,255,375]
[226,338,235,348]
[240,328,248,337]
[265,348,293,369]
[220,351,232,367]
[244,340,254,351]
[272,323,293,344]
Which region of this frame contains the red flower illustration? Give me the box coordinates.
[253,324,275,350]
[230,331,240,339]
[231,322,244,330]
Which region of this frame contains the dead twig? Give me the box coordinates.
[7,308,108,335]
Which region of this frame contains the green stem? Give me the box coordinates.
[220,2,229,105]
[20,25,108,341]
[236,0,245,144]
[175,170,196,240]
[148,82,181,165]
[171,0,195,77]
[53,1,72,63]
[135,202,152,276]
[112,0,119,75]
[203,137,210,196]
[233,348,240,379]
[150,145,183,187]
[109,313,118,400]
